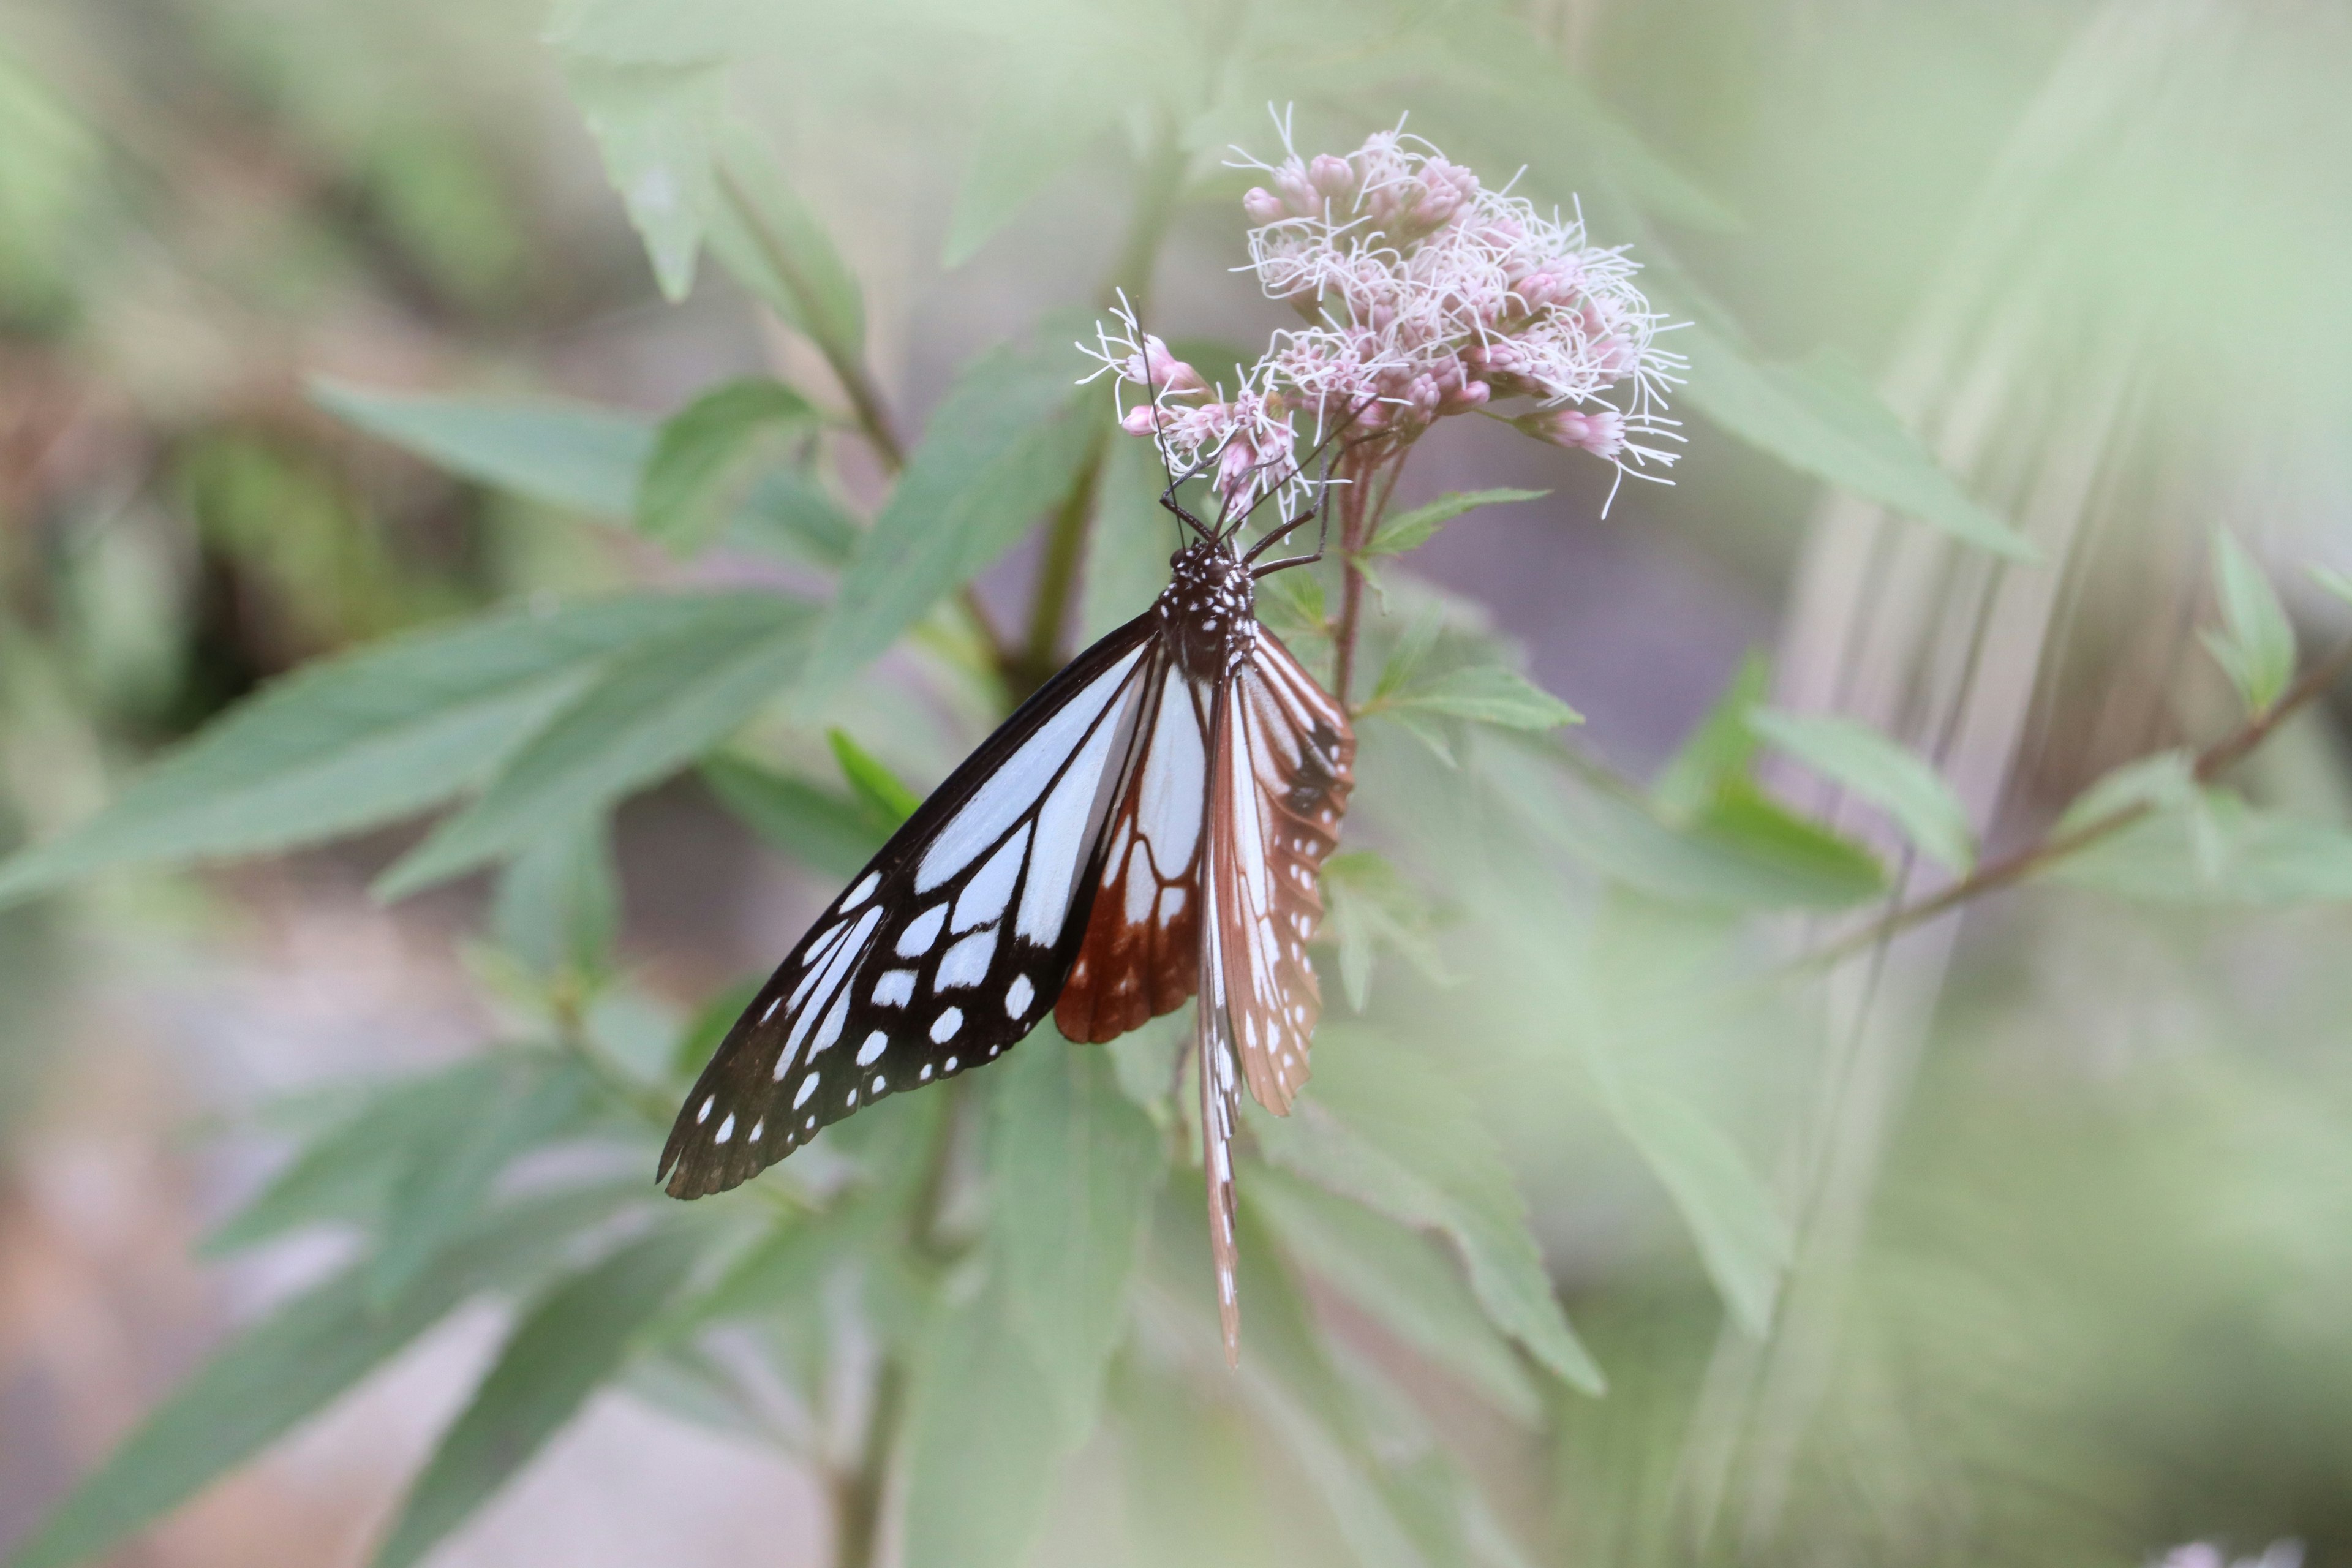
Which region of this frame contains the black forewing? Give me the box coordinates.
[661,613,1163,1197]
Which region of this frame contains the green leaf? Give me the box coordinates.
[636,378,821,555]
[0,595,716,908]
[9,1186,630,1568]
[374,1228,706,1568]
[732,466,861,568]
[698,753,884,881]
[1248,1030,1605,1395]
[379,592,814,896]
[2053,748,2198,835]
[2204,527,2297,715]
[1687,780,1887,905]
[1651,650,1771,820]
[796,326,1095,707]
[1248,1168,1540,1423]
[368,1058,598,1305]
[312,380,650,516]
[2045,791,2352,904]
[1320,850,1451,1014]
[900,1280,1068,1568]
[943,75,1119,268]
[1363,489,1548,559]
[1678,328,2033,562]
[706,123,865,360]
[565,61,725,300]
[987,1035,1166,1433]
[827,727,919,831]
[1580,1046,1790,1339]
[1748,709,1976,873]
[2306,562,2352,607]
[1381,665,1583,733]
[491,817,620,976]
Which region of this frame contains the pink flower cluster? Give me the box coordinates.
[1082,120,1684,514]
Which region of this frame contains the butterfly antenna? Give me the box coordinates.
[1125,295,1213,546]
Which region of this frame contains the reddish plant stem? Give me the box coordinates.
[1790,634,2352,973]
[1330,450,1402,706]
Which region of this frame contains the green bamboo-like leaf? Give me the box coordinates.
[1248,1030,1604,1395]
[987,1035,1166,1433]
[698,753,884,881]
[1676,325,2033,562]
[1748,708,1977,873]
[1650,651,1771,820]
[1687,780,1887,905]
[373,1228,706,1568]
[1381,665,1583,733]
[566,60,725,300]
[796,327,1095,707]
[1363,489,1548,559]
[637,378,821,554]
[2204,527,2297,715]
[1580,1046,1790,1339]
[9,1186,632,1568]
[707,122,866,360]
[900,1280,1068,1568]
[312,380,650,516]
[2053,749,2198,835]
[826,727,919,829]
[379,592,814,896]
[368,1058,598,1304]
[1248,1169,1540,1423]
[0,595,716,908]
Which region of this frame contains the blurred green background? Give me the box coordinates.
[4,1,2351,1566]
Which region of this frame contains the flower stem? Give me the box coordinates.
[1789,635,2352,971]
[1331,454,1402,707]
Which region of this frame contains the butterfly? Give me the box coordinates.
[659,445,1354,1363]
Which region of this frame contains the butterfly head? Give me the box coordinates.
[1161,538,1256,679]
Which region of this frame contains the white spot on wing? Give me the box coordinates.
[1005,974,1033,1017]
[841,870,880,910]
[872,969,916,1008]
[897,904,947,957]
[931,1008,963,1043]
[856,1030,889,1067]
[1017,690,1133,942]
[935,929,997,990]
[793,1075,818,1109]
[715,1114,735,1143]
[953,826,1028,933]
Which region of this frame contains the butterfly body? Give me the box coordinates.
[662,508,1352,1361]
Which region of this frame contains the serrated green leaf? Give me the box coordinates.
[799,334,1091,710]
[1249,1168,1539,1423]
[900,1280,1068,1568]
[2045,791,2352,904]
[827,727,919,830]
[1689,780,1887,905]
[1581,1046,1790,1338]
[1363,489,1548,559]
[373,1228,706,1568]
[1382,664,1582,733]
[491,816,620,976]
[797,328,1095,706]
[379,592,814,896]
[698,753,883,880]
[733,466,861,568]
[0,595,716,908]
[987,1035,1166,1434]
[707,122,865,360]
[1651,651,1771,820]
[637,378,820,555]
[1248,1030,1604,1395]
[368,1057,598,1305]
[2206,527,2297,715]
[1370,609,1445,705]
[1676,326,2033,562]
[9,1186,632,1568]
[312,380,650,516]
[566,61,724,300]
[1748,709,1976,873]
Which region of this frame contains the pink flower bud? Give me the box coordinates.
[1121,404,1164,437]
[1440,379,1491,415]
[1243,187,1286,225]
[1215,434,1259,499]
[1273,159,1316,216]
[1521,406,1626,459]
[1308,154,1355,201]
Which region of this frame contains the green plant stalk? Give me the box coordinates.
[1789,633,2352,971]
[1331,455,1404,707]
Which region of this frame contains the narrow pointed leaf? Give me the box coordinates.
[826,727,919,829]
[707,123,865,359]
[1384,665,1582,733]
[312,380,650,516]
[373,1228,706,1568]
[637,378,820,555]
[698,754,884,880]
[1363,489,1547,559]
[1748,708,1977,873]
[567,61,724,300]
[900,1281,1067,1568]
[2206,528,2297,714]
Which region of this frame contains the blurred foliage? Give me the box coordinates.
[4,2,2352,1568]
